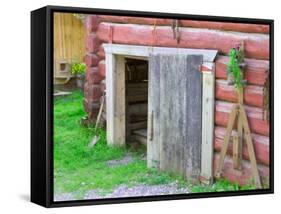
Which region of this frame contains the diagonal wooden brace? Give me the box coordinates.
[239,104,262,188]
[215,104,238,178]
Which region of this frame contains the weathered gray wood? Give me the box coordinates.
[133,129,147,137]
[183,55,203,179]
[200,71,215,183]
[134,134,147,145]
[127,94,148,103]
[130,121,147,130]
[133,129,147,145]
[147,54,161,168]
[148,54,203,180]
[129,103,147,116]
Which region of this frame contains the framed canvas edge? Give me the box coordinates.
[31,5,274,208]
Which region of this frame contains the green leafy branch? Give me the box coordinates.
[227,46,245,89]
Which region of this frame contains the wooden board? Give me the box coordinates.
[133,129,147,137]
[113,56,126,145]
[200,71,215,182]
[147,54,161,168]
[148,53,203,180]
[106,55,126,146]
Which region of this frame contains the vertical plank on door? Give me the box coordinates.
[147,54,161,168]
[183,55,203,179]
[149,54,203,180]
[200,71,215,183]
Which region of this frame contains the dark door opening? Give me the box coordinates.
[125,58,148,146]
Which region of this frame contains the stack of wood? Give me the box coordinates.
[125,59,148,145]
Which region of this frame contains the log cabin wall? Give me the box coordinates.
[83,15,270,186]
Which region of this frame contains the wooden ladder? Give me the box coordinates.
[215,45,262,189]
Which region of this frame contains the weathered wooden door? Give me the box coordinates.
[147,53,203,180]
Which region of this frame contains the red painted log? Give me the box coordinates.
[215,101,269,136]
[213,152,269,186]
[215,55,269,86]
[98,60,106,78]
[100,80,106,94]
[86,15,99,33]
[84,53,99,67]
[180,20,269,34]
[97,23,269,59]
[98,15,171,26]
[97,15,269,34]
[215,79,264,107]
[214,137,269,166]
[86,67,103,85]
[83,98,100,118]
[97,45,105,60]
[86,33,100,53]
[214,126,269,166]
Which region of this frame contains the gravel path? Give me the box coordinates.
[54,193,75,201]
[55,183,189,201]
[106,155,134,167]
[84,183,189,199]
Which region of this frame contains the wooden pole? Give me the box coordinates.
[215,105,238,178]
[233,87,243,170]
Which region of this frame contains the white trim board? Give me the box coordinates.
[103,44,218,62]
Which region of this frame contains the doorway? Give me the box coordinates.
[125,58,148,146]
[103,44,217,182]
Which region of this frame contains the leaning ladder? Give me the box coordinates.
[215,45,262,189]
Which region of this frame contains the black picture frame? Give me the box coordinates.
[31,5,274,208]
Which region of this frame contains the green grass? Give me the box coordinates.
[54,91,255,198]
[189,179,256,193]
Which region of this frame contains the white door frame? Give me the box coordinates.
[103,44,217,182]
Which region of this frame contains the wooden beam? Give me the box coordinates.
[103,43,218,62]
[215,104,238,178]
[215,101,270,136]
[105,54,126,146]
[214,126,270,166]
[200,69,215,183]
[127,94,148,103]
[129,121,147,130]
[113,56,126,146]
[239,104,262,188]
[234,88,244,170]
[105,53,115,145]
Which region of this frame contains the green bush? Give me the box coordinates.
[71,62,86,75]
